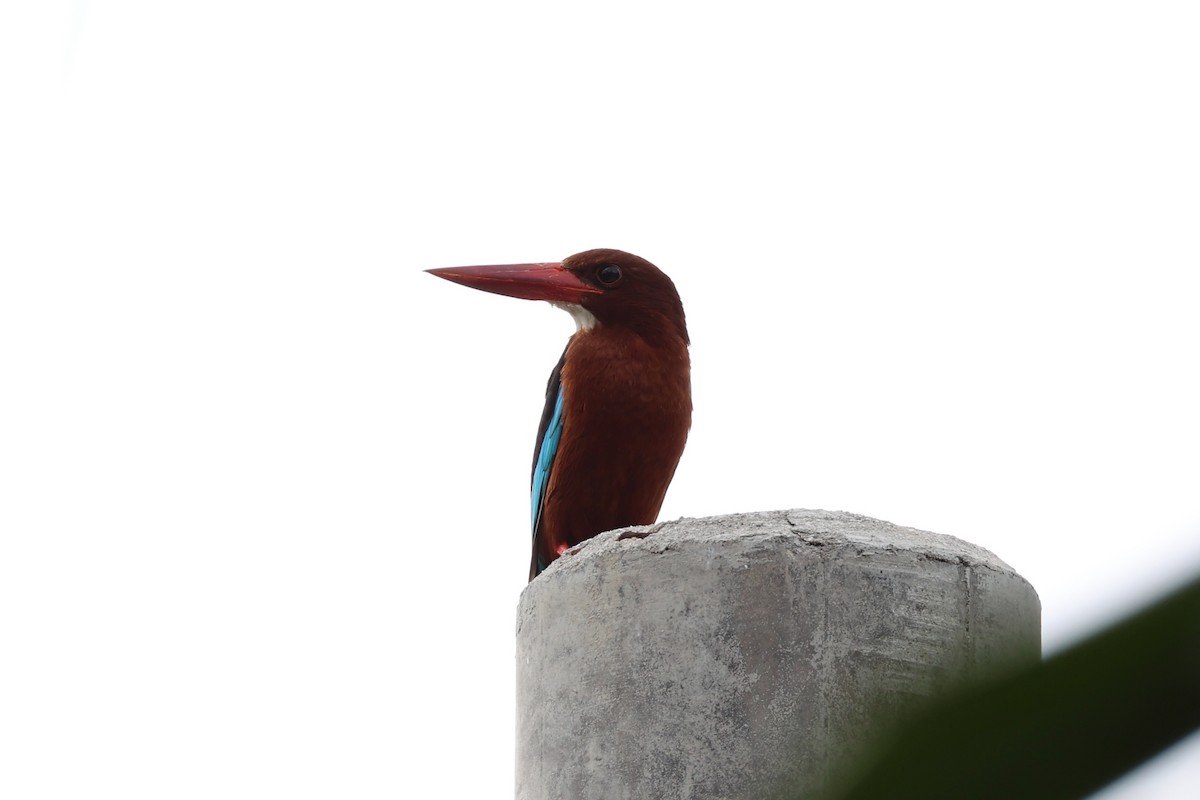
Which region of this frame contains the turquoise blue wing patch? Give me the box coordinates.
[531,385,564,534]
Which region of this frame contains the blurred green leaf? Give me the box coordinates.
[821,572,1200,800]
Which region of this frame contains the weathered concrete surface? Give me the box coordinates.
[515,509,1040,800]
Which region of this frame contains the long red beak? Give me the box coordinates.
[425,262,602,304]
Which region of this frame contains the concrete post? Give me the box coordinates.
[515,509,1040,800]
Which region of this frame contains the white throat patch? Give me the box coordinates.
[552,302,598,332]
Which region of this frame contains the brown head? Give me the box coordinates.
[426,248,688,346]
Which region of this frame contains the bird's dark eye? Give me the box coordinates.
[596,265,622,286]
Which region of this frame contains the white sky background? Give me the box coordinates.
[2,1,1198,797]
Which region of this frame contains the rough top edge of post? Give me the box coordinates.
[527,508,1030,589]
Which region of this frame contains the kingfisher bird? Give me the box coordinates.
[427,249,691,581]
